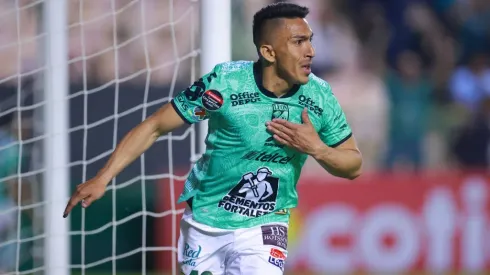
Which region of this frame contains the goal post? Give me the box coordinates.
[198,0,232,155]
[43,0,70,275]
[38,0,232,274]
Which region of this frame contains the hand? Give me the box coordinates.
[266,108,324,155]
[63,177,108,218]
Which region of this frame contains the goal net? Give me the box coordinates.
[0,0,230,274]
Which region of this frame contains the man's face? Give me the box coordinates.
[271,18,315,85]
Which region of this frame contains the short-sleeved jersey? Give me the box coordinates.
[171,61,352,230]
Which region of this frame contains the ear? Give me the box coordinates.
[259,44,275,63]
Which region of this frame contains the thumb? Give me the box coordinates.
[301,108,311,124]
[81,195,94,208]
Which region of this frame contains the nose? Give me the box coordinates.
[306,43,315,59]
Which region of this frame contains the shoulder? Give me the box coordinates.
[209,61,255,96]
[302,74,347,117]
[213,60,254,77]
[303,73,336,101]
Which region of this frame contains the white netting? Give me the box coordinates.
[0,0,201,274]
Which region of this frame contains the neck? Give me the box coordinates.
[262,65,294,97]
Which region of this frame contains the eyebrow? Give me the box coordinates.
[291,33,314,40]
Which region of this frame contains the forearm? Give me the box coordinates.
[95,103,185,185]
[96,120,161,185]
[311,144,362,180]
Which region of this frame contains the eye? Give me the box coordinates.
[295,40,303,45]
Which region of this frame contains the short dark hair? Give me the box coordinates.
[252,2,309,48]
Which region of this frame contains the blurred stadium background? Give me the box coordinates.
[0,0,490,274]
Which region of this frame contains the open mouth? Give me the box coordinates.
[301,65,311,74]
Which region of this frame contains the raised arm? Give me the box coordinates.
[64,64,225,217]
[63,103,185,217]
[95,103,185,184]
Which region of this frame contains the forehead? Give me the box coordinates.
[280,18,312,37]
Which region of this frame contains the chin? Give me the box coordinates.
[297,76,310,85]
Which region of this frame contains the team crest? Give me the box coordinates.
[265,103,289,148]
[271,103,289,120]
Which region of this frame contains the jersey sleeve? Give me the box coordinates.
[171,64,223,124]
[318,84,353,147]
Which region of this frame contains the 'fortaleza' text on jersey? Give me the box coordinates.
[171,61,352,230]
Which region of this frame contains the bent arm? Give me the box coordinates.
[96,103,185,186]
[311,136,362,180]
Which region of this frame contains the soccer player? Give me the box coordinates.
[63,2,362,274]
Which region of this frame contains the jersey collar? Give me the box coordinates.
[253,61,300,98]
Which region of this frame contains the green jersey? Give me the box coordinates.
[171,61,352,229]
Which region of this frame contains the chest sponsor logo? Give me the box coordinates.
[298,95,323,116]
[230,92,260,106]
[218,167,278,217]
[242,150,294,164]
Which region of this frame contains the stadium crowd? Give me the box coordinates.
[1,0,489,174]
